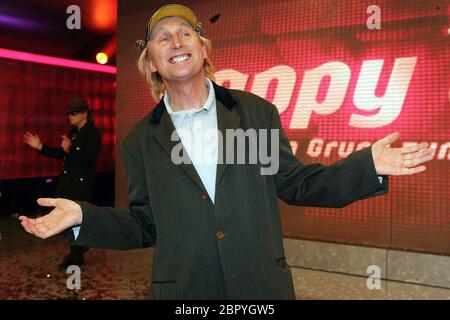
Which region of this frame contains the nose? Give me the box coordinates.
[170,34,183,50]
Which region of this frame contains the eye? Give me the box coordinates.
[159,36,169,42]
[181,32,191,37]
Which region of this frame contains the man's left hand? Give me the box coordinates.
[371,132,434,176]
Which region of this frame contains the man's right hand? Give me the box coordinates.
[23,132,43,150]
[19,198,83,239]
[61,135,72,153]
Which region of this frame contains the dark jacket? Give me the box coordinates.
[71,83,388,299]
[40,121,101,202]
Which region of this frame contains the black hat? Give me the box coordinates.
[66,98,89,114]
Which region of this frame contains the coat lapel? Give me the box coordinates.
[153,106,206,192]
[215,99,241,188]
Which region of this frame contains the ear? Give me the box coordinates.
[147,57,158,73]
[148,56,158,73]
[145,46,158,73]
[201,42,208,60]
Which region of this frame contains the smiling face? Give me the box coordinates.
[147,16,208,84]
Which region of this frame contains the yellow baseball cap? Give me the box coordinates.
[148,4,198,36]
[136,4,204,51]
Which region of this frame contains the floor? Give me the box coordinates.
[292,268,450,300]
[1,215,449,300]
[0,215,152,300]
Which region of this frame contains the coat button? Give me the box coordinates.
[201,192,209,200]
[216,231,224,240]
[80,178,83,182]
[63,171,67,174]
[76,147,80,150]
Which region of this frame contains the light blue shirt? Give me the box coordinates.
[164,77,218,204]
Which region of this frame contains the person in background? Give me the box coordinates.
[23,98,101,270]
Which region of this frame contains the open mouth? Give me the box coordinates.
[168,54,191,64]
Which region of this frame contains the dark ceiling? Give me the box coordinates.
[0,0,117,65]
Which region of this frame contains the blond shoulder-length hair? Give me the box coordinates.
[138,35,215,102]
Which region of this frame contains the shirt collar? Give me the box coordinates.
[164,78,216,129]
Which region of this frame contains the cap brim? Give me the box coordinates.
[148,4,198,36]
[66,109,89,114]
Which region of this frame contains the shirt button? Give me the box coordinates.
[80,178,83,182]
[76,147,80,150]
[216,231,225,240]
[63,171,67,174]
[201,192,209,200]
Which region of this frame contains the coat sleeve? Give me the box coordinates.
[66,141,157,249]
[270,105,388,208]
[38,144,67,160]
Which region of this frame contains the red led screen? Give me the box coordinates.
[117,0,449,254]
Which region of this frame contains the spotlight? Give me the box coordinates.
[96,52,108,65]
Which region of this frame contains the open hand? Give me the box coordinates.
[19,198,83,239]
[23,132,43,150]
[61,135,72,153]
[371,132,434,176]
